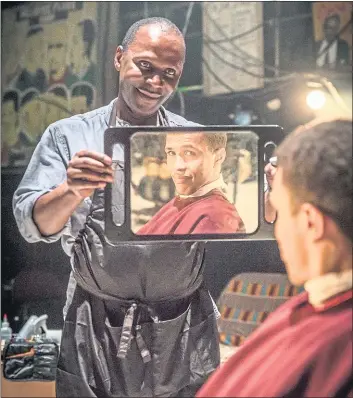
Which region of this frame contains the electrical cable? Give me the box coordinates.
[178,1,195,116]
[204,37,299,82]
[203,37,295,78]
[205,8,352,81]
[204,7,308,78]
[143,2,149,18]
[203,7,300,86]
[177,90,186,117]
[182,3,351,115]
[206,22,264,45]
[203,8,282,75]
[182,2,195,37]
[204,35,272,71]
[202,56,240,92]
[204,12,313,45]
[203,40,267,78]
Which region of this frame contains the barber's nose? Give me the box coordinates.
[147,73,163,86]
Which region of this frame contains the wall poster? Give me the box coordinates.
[1,2,98,167]
[313,2,352,71]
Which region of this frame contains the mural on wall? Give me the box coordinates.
[1,2,98,167]
[313,2,352,71]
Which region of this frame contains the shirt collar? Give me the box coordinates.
[304,269,352,307]
[107,99,168,128]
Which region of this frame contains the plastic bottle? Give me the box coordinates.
[1,314,13,344]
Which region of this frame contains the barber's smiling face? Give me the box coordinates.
[114,24,185,117]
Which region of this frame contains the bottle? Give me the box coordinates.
[1,314,13,345]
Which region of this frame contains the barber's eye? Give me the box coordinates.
[165,68,176,77]
[184,150,196,157]
[166,151,176,156]
[139,61,151,69]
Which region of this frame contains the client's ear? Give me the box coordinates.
[215,148,226,165]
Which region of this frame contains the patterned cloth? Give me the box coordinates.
[217,272,304,346]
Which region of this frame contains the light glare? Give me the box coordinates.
[306,90,326,110]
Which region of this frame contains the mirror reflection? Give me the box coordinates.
[264,143,278,224]
[126,131,259,235]
[111,143,125,226]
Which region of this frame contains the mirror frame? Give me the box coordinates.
[104,125,284,243]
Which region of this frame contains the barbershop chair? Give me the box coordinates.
[217,272,304,347]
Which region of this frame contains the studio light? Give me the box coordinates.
[306,90,326,110]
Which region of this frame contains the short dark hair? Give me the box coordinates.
[204,132,228,152]
[276,119,352,240]
[163,132,227,154]
[2,90,19,111]
[121,17,184,53]
[71,83,94,106]
[78,19,95,58]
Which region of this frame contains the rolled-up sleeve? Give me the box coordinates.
[12,125,70,243]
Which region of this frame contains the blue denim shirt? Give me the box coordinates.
[12,99,201,317]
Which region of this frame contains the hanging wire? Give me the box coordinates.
[206,22,264,45]
[182,2,195,37]
[203,41,266,79]
[203,34,291,75]
[177,1,195,116]
[143,2,149,19]
[203,8,288,77]
[182,3,350,115]
[204,7,353,79]
[203,37,299,82]
[204,12,313,45]
[202,56,242,92]
[177,90,186,116]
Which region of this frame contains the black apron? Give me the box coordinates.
[55,112,220,397]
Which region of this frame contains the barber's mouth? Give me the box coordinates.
[137,88,161,99]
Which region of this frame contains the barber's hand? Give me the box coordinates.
[66,150,114,199]
[265,162,277,191]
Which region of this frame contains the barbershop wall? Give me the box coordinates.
[1,2,99,167]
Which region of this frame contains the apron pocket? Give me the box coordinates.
[93,316,154,397]
[57,320,100,389]
[152,304,219,397]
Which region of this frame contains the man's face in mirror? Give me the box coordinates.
[165,133,226,196]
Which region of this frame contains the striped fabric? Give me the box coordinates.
[217,273,304,347]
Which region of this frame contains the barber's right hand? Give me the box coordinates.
[66,150,114,199]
